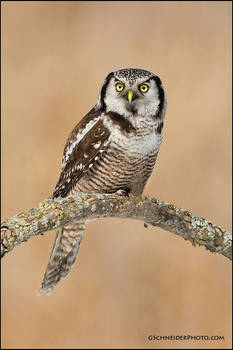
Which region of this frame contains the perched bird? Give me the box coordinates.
[39,68,167,295]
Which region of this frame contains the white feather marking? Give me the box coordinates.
[93,141,101,149]
[62,116,101,170]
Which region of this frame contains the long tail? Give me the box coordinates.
[38,221,87,295]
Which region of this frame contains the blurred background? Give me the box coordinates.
[1,1,232,349]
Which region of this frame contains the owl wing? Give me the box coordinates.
[52,110,111,198]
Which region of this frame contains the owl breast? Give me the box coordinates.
[73,115,162,196]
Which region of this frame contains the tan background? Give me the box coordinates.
[1,1,232,349]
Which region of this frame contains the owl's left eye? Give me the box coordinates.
[115,82,124,92]
[139,84,149,93]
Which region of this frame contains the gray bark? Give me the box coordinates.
[1,193,232,260]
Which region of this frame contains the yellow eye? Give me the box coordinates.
[139,84,149,93]
[115,82,124,92]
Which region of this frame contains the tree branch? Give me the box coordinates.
[1,193,232,260]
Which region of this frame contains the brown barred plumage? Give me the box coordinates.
[39,68,166,295]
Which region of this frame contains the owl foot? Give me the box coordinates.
[115,188,130,197]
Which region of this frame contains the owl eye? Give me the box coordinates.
[139,84,149,93]
[115,82,124,92]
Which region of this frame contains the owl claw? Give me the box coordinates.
[115,189,130,197]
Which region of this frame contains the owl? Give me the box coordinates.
[39,68,167,295]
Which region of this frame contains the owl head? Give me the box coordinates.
[96,68,166,120]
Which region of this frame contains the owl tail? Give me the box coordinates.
[38,221,87,295]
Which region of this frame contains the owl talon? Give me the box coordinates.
[115,189,130,197]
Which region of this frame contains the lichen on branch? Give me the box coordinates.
[1,193,232,260]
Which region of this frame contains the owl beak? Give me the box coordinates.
[127,90,133,103]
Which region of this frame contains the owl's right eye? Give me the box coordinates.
[115,82,124,92]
